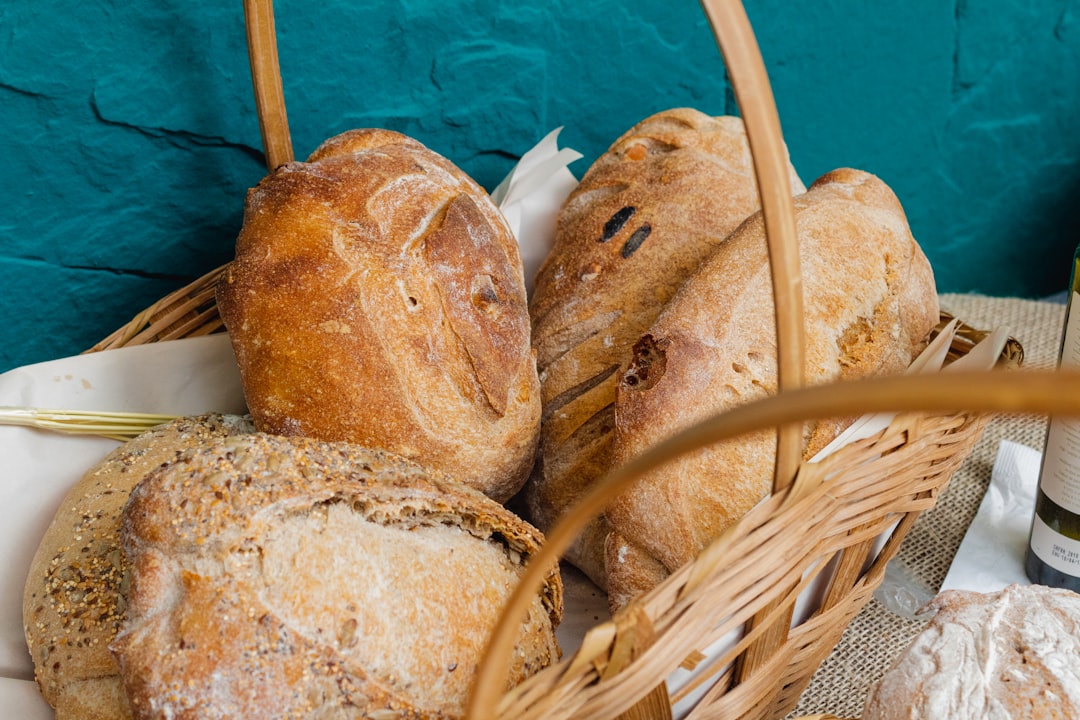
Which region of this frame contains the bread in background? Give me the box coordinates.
[862,584,1080,718]
[523,108,806,589]
[605,169,940,610]
[217,128,540,503]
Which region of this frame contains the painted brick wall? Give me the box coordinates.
[2,0,1079,371]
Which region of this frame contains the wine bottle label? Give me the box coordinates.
[1040,417,1080,511]
[1039,289,1080,512]
[1030,514,1080,575]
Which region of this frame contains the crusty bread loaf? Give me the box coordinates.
[110,432,562,720]
[22,414,254,720]
[523,108,806,589]
[862,584,1080,719]
[605,168,940,610]
[217,128,540,503]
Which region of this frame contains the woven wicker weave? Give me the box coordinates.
[86,2,1075,719]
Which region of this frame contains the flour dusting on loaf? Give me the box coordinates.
[862,584,1080,719]
[605,168,940,610]
[217,128,540,503]
[111,432,562,720]
[524,108,806,589]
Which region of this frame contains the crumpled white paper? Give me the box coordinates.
[490,126,582,295]
[939,439,1040,592]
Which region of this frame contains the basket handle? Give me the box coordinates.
[698,0,805,494]
[243,0,294,169]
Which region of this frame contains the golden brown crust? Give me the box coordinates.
[605,169,940,608]
[523,109,806,589]
[217,128,540,503]
[22,414,254,720]
[110,433,562,720]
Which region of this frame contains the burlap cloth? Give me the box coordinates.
[788,293,1066,720]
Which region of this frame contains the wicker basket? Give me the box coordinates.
[84,1,1080,719]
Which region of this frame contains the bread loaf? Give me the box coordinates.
[523,108,806,588]
[605,168,940,610]
[22,414,254,720]
[217,128,540,503]
[862,584,1080,719]
[111,432,562,720]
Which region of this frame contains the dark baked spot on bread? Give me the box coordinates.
[600,206,636,242]
[620,224,652,258]
[622,334,668,391]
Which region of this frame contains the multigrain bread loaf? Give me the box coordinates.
[110,432,562,720]
[862,584,1080,719]
[605,168,940,610]
[523,108,806,589]
[22,414,254,720]
[217,128,540,503]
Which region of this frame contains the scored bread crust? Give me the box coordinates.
[863,584,1080,719]
[217,128,541,503]
[605,168,940,610]
[524,108,806,589]
[110,432,563,720]
[22,413,254,720]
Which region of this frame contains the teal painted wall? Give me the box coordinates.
[3,1,1079,372]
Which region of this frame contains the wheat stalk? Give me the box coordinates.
[0,407,176,441]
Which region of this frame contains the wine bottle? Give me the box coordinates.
[1025,244,1080,591]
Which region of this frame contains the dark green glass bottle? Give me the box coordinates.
[1025,244,1080,591]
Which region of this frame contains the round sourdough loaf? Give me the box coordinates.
[216,128,540,503]
[524,108,806,589]
[862,584,1080,719]
[22,413,254,720]
[110,432,562,720]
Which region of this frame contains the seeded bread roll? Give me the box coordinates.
[524,108,806,589]
[605,169,940,610]
[111,432,562,720]
[22,414,254,720]
[217,128,540,503]
[862,584,1080,719]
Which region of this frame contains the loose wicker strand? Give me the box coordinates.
[0,407,176,441]
[243,0,293,170]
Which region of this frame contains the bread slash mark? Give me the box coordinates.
[600,206,636,243]
[542,363,621,423]
[620,224,652,258]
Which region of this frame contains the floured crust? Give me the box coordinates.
[22,413,254,720]
[863,584,1080,719]
[110,432,562,719]
[524,108,806,589]
[605,168,940,608]
[217,128,540,503]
